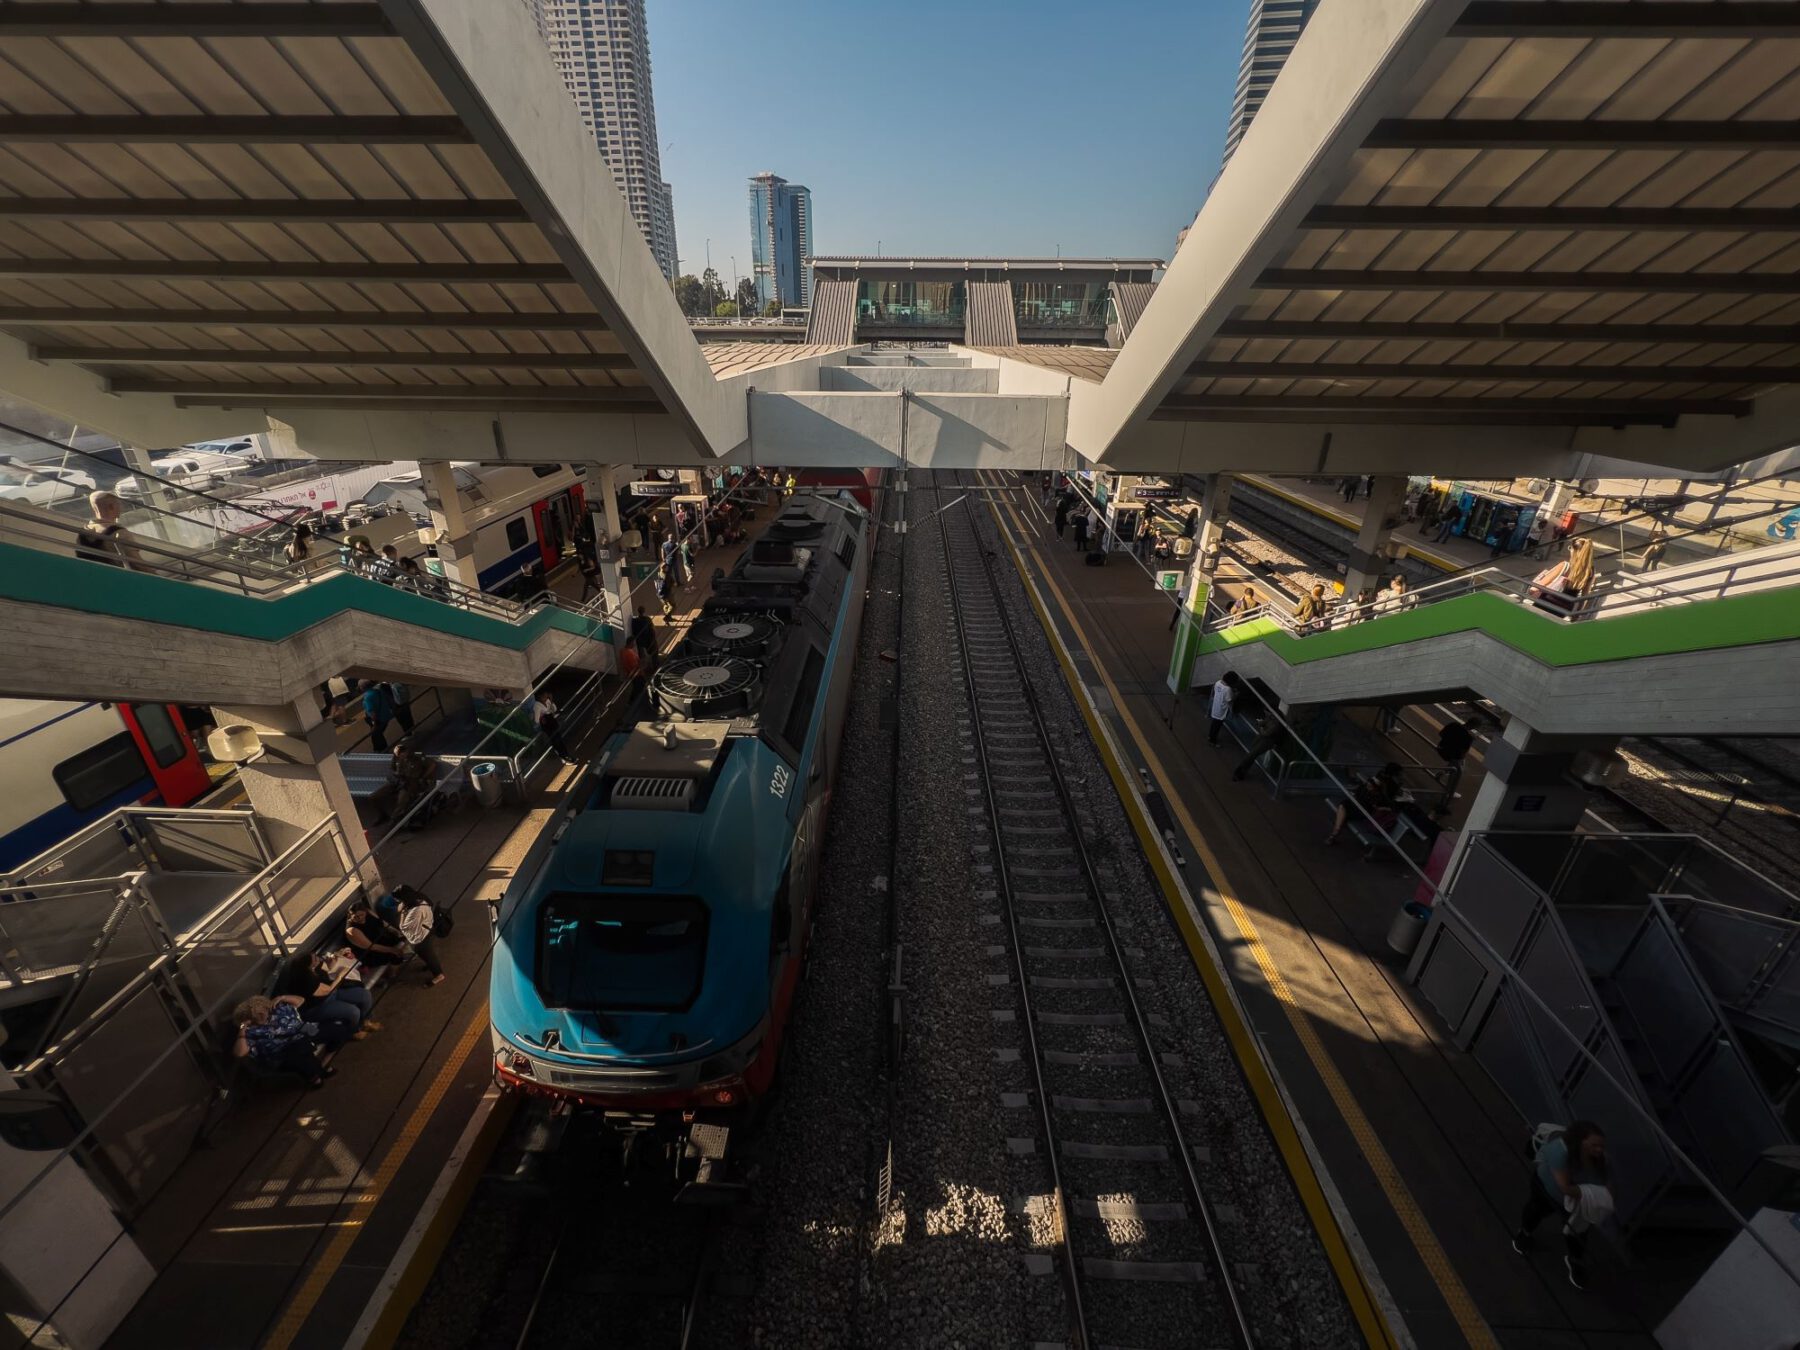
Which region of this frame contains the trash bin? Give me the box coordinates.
[470,761,502,808]
[1387,901,1433,957]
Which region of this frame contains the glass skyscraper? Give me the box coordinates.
[524,0,679,280]
[748,173,812,313]
[1223,0,1320,164]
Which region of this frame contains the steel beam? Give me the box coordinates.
[35,345,632,370]
[0,115,469,145]
[1258,269,1800,295]
[0,197,529,224]
[1186,361,1792,384]
[0,260,568,284]
[0,306,606,331]
[1303,203,1800,231]
[1452,3,1800,39]
[1150,408,1696,427]
[169,395,663,415]
[107,380,653,402]
[1362,120,1800,151]
[1215,318,1800,344]
[1155,395,1750,420]
[0,4,389,37]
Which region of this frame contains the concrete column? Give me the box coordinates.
[210,697,382,891]
[421,460,477,592]
[1167,473,1233,693]
[1446,716,1618,876]
[1342,474,1406,600]
[592,464,633,638]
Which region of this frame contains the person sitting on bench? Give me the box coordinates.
[231,995,338,1088]
[282,949,381,1043]
[345,899,408,970]
[1325,763,1404,847]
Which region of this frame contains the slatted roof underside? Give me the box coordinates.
[1164,11,1800,429]
[976,346,1119,386]
[0,0,668,415]
[964,282,1019,347]
[701,342,850,379]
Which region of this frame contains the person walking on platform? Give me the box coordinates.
[1339,477,1359,503]
[534,689,574,763]
[1054,494,1072,539]
[1433,504,1463,544]
[619,640,647,702]
[630,604,658,668]
[360,680,397,754]
[655,565,676,619]
[1071,508,1090,554]
[1181,507,1199,542]
[1169,568,1193,632]
[1207,673,1236,746]
[1513,1120,1610,1290]
[394,884,447,988]
[1434,718,1476,806]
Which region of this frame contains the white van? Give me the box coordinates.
[114,450,254,498]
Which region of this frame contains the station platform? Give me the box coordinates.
[91,526,757,1350]
[980,472,1667,1350]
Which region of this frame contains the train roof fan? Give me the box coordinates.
[651,654,762,721]
[685,610,784,661]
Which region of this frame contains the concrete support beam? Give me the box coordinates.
[210,698,381,892]
[1449,718,1617,874]
[592,464,632,638]
[1343,475,1407,601]
[420,460,477,592]
[1168,473,1232,693]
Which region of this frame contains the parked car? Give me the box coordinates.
[0,458,96,507]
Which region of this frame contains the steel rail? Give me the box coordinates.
[939,471,1256,1348]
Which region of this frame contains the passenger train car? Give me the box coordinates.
[489,492,870,1189]
[0,700,210,871]
[342,462,588,593]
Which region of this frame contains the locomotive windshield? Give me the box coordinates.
[537,893,709,1012]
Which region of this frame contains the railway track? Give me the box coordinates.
[506,1146,729,1350]
[935,474,1253,1350]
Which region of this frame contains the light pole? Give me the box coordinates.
[731,256,739,317]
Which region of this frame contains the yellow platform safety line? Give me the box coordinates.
[1239,473,1457,573]
[979,472,1496,1350]
[264,1005,493,1350]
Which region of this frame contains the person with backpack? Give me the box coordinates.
[1514,1120,1610,1290]
[76,491,141,570]
[393,884,448,988]
[360,679,397,753]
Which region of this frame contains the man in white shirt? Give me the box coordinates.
[1207,673,1236,746]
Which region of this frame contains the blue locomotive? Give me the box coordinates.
[489,491,870,1189]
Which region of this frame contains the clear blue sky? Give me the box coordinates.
[648,0,1245,284]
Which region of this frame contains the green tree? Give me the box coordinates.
[734,276,758,315]
[762,299,783,318]
[674,273,705,316]
[700,267,727,314]
[714,300,739,318]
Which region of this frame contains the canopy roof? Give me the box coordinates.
[1071,0,1800,475]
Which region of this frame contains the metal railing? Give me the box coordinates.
[0,494,621,632]
[1205,537,1800,637]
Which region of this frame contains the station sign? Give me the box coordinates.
[1134,485,1181,500]
[1156,570,1182,592]
[629,481,681,497]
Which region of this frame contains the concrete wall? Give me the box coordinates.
[1194,629,1800,737]
[0,597,609,706]
[822,366,997,394]
[747,391,1068,471]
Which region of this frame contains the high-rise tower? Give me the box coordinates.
[747,173,812,312]
[526,0,679,280]
[1223,0,1320,165]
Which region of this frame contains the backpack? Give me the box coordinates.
[431,903,455,938]
[1528,1121,1564,1160]
[75,523,124,567]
